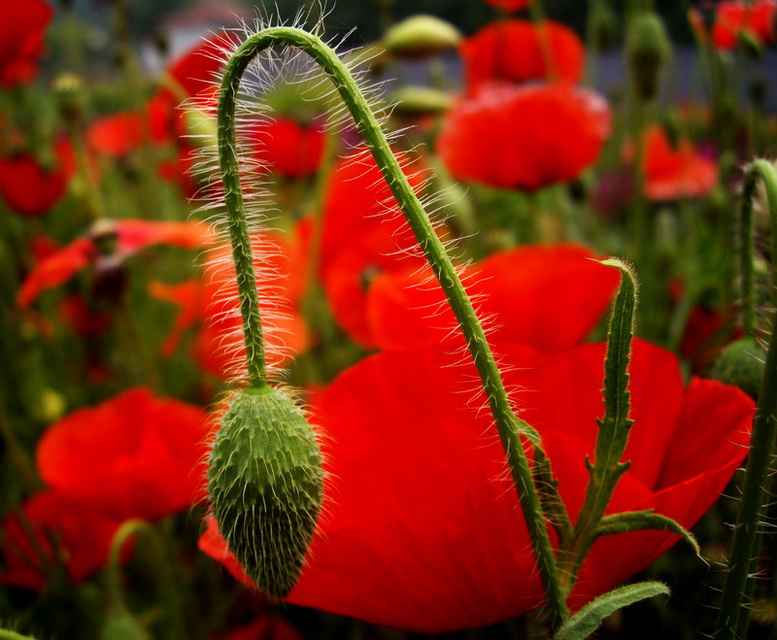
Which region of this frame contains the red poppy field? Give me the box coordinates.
[1,1,777,639]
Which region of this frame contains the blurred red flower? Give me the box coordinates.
[17,218,214,307]
[625,125,717,200]
[36,387,212,521]
[0,139,75,216]
[366,243,619,351]
[201,339,753,632]
[150,232,309,380]
[86,112,147,157]
[0,490,124,591]
[247,116,326,179]
[461,20,585,89]
[437,82,611,191]
[215,617,302,640]
[482,0,530,11]
[690,0,777,50]
[0,0,52,87]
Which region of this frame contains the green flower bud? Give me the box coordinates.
[183,110,218,149]
[388,85,453,118]
[101,611,150,640]
[207,385,324,597]
[712,336,766,398]
[383,15,462,59]
[625,12,672,101]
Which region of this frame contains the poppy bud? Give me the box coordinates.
[388,86,453,119]
[625,12,672,101]
[207,385,324,598]
[590,0,617,53]
[54,73,86,124]
[712,336,766,398]
[102,611,150,640]
[183,109,218,149]
[383,15,462,59]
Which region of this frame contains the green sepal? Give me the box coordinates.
[595,510,701,557]
[553,581,670,640]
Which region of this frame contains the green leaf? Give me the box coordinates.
[553,582,670,640]
[595,510,701,557]
[596,258,638,466]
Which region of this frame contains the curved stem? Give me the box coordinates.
[217,26,568,625]
[715,159,777,640]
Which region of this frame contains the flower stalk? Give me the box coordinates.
[215,25,568,625]
[715,159,777,640]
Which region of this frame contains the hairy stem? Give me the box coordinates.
[216,25,568,625]
[715,159,777,639]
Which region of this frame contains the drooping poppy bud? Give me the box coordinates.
[383,15,462,59]
[207,385,324,598]
[625,12,672,101]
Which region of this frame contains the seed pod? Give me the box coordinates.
[712,336,766,399]
[625,12,672,101]
[207,385,324,597]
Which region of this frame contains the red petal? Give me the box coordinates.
[37,388,213,520]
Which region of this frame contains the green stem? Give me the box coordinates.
[0,631,38,640]
[715,159,777,640]
[216,26,568,626]
[106,519,185,640]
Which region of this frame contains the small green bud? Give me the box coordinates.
[388,85,453,118]
[712,336,766,398]
[383,15,462,59]
[184,110,218,149]
[101,611,150,640]
[207,385,324,598]
[54,73,86,124]
[625,12,672,101]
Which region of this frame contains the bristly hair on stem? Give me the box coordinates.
[191,7,568,629]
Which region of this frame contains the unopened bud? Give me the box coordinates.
[54,73,86,123]
[383,15,462,59]
[207,385,324,597]
[712,336,766,398]
[626,12,672,101]
[388,86,453,118]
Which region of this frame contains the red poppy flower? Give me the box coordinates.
[246,116,326,179]
[314,149,426,274]
[36,387,212,521]
[691,1,777,50]
[437,82,612,191]
[150,232,309,380]
[0,0,52,87]
[17,218,214,307]
[366,243,620,351]
[86,112,146,157]
[0,139,75,217]
[461,20,585,89]
[0,490,124,591]
[482,0,530,11]
[200,339,753,633]
[625,125,717,201]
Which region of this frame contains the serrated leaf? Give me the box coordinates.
[595,510,701,557]
[596,258,638,467]
[553,581,669,640]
